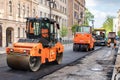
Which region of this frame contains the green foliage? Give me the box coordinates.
[60,26,68,37]
[117,31,120,37]
[71,24,79,34]
[83,9,94,26]
[102,16,114,35]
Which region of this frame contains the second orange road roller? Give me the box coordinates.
[73,26,95,51]
[6,17,64,72]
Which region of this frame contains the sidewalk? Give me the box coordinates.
[0,47,6,54]
[112,44,120,80]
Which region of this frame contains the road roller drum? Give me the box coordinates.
[7,54,41,71]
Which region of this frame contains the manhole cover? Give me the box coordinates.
[90,65,103,71]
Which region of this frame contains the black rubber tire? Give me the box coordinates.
[73,46,75,51]
[29,57,41,72]
[55,53,63,64]
[92,45,95,50]
[86,46,89,52]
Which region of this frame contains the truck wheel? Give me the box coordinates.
[73,46,76,51]
[73,44,78,51]
[73,44,76,51]
[55,53,63,64]
[86,46,89,52]
[29,57,41,72]
[92,45,95,50]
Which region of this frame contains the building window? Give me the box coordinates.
[65,0,66,4]
[63,7,64,13]
[45,0,47,5]
[40,11,42,17]
[47,1,49,6]
[80,12,83,18]
[27,6,29,17]
[62,19,64,25]
[65,19,66,26]
[9,1,12,15]
[44,13,46,17]
[54,2,57,9]
[60,5,62,11]
[33,8,35,17]
[40,0,43,4]
[74,11,77,19]
[23,5,25,17]
[63,0,64,3]
[74,3,79,11]
[48,14,50,17]
[18,28,20,38]
[23,28,25,37]
[18,3,20,17]
[65,8,66,14]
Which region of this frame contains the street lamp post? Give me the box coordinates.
[91,19,94,29]
[47,0,55,20]
[47,0,56,41]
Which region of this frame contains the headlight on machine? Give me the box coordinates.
[23,50,30,54]
[23,50,27,53]
[10,48,14,52]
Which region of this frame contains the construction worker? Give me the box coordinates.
[107,38,117,48]
[107,38,111,47]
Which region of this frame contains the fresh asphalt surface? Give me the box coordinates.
[0,45,102,80]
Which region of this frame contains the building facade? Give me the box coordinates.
[39,0,68,28]
[68,0,85,37]
[38,0,68,39]
[113,18,118,35]
[0,0,38,47]
[0,0,68,47]
[0,0,85,47]
[113,9,120,35]
[118,10,120,32]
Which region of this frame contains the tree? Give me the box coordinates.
[102,16,114,35]
[71,24,79,34]
[118,31,120,37]
[83,9,94,26]
[60,26,68,37]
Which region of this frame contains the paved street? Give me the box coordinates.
[0,0,120,80]
[0,44,102,80]
[41,47,117,80]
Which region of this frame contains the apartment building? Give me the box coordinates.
[39,0,68,27]
[0,0,85,47]
[113,9,120,35]
[0,0,38,47]
[68,0,85,37]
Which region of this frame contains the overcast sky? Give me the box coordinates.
[85,0,120,28]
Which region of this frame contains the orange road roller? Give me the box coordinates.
[73,26,95,51]
[6,17,64,72]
